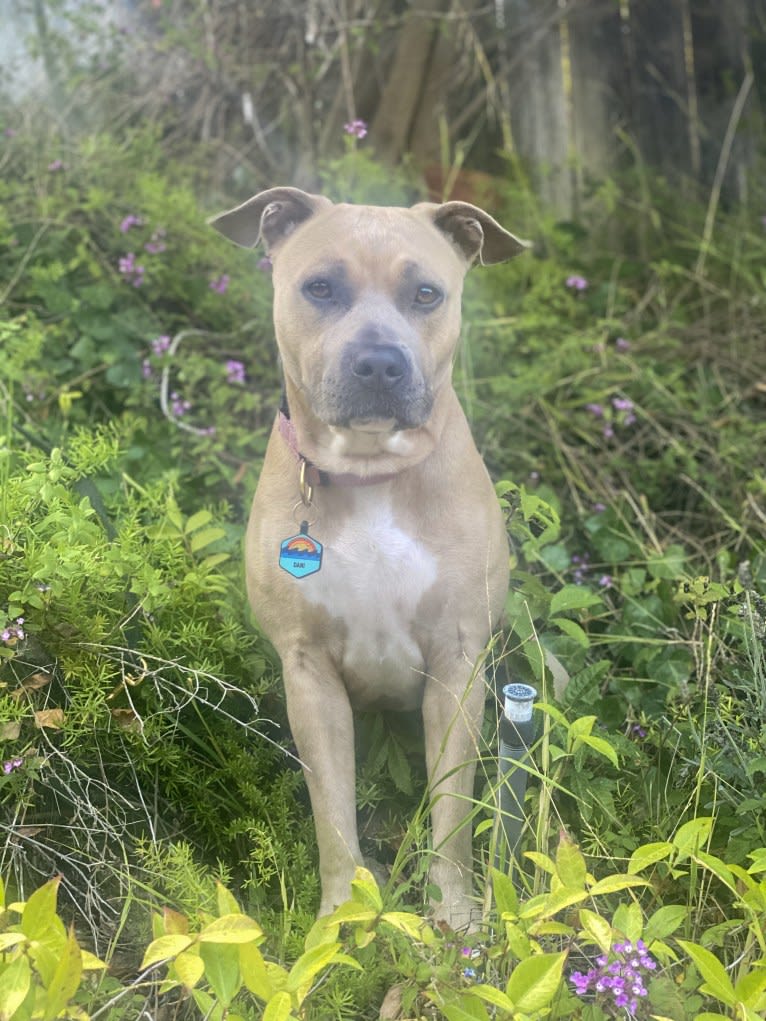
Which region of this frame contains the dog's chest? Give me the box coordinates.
[303,492,437,706]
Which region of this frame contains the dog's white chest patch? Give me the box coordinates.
[303,492,437,703]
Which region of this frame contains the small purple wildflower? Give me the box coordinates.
[593,502,607,513]
[151,334,171,355]
[586,402,604,418]
[144,228,167,254]
[599,574,612,588]
[2,757,23,775]
[142,359,153,379]
[631,723,647,739]
[566,274,588,291]
[120,214,143,233]
[603,423,615,439]
[170,391,191,417]
[462,967,477,980]
[1,618,25,644]
[225,359,246,385]
[4,128,17,138]
[460,947,472,958]
[118,252,145,286]
[615,337,631,351]
[570,940,656,1015]
[344,119,368,139]
[257,256,273,274]
[209,273,230,294]
[48,159,64,172]
[612,397,634,412]
[572,554,590,585]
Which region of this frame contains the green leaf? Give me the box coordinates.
[611,901,642,943]
[184,509,213,534]
[0,935,26,952]
[672,817,714,860]
[0,955,31,1020]
[286,942,341,1001]
[381,912,433,942]
[21,877,60,941]
[216,883,242,917]
[262,990,295,1021]
[506,951,567,1013]
[239,943,273,1000]
[550,585,602,616]
[441,995,490,1021]
[173,950,205,990]
[588,875,650,896]
[491,868,519,918]
[555,833,587,889]
[735,967,766,1008]
[677,940,736,1007]
[190,526,226,553]
[350,868,382,912]
[199,941,241,1007]
[141,934,194,968]
[644,905,688,943]
[553,616,590,646]
[628,841,673,874]
[648,544,686,579]
[199,914,262,944]
[387,737,414,794]
[579,909,612,953]
[469,983,515,1011]
[43,927,82,1021]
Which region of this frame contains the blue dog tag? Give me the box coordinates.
[279,522,323,579]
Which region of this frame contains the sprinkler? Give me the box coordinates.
[495,682,538,876]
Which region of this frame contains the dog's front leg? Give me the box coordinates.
[282,651,364,916]
[422,660,486,930]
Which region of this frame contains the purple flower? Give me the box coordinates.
[612,397,634,412]
[462,967,476,980]
[151,334,171,355]
[118,252,145,286]
[257,256,273,274]
[569,940,657,1014]
[599,574,612,588]
[225,359,246,384]
[631,723,647,739]
[144,228,167,254]
[1,618,25,644]
[209,273,230,294]
[586,402,604,418]
[48,159,64,172]
[615,337,631,351]
[566,274,588,291]
[603,424,615,439]
[593,502,606,513]
[3,757,23,774]
[170,391,191,417]
[119,214,143,233]
[142,359,153,379]
[344,119,368,139]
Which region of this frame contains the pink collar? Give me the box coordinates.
[277,411,401,489]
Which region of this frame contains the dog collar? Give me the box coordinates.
[277,411,401,496]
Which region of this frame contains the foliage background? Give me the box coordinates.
[0,2,765,1019]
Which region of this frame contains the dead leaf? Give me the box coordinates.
[0,721,21,740]
[11,672,52,699]
[34,708,65,729]
[110,708,142,733]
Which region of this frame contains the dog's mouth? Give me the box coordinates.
[347,417,398,433]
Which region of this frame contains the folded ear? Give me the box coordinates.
[208,187,332,250]
[417,200,529,266]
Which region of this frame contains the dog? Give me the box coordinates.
[210,188,526,929]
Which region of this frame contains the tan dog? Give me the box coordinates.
[211,188,526,928]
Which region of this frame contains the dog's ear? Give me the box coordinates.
[418,201,529,266]
[209,187,332,250]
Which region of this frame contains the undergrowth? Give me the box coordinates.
[1,29,766,1020]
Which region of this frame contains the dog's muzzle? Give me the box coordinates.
[318,341,433,430]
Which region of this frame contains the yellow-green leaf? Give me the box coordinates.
[21,877,60,941]
[0,955,31,1020]
[184,510,213,534]
[579,909,612,953]
[199,942,241,1006]
[470,983,515,1011]
[239,943,273,1000]
[589,874,650,896]
[555,833,587,889]
[506,951,567,1013]
[262,990,294,1021]
[350,867,382,911]
[677,940,736,1006]
[672,817,714,860]
[173,950,205,989]
[198,913,262,944]
[579,734,619,767]
[735,967,766,1008]
[43,928,82,1021]
[215,884,242,917]
[286,943,341,1001]
[628,841,673,874]
[190,527,226,553]
[141,934,194,969]
[643,905,687,943]
[0,934,26,952]
[381,912,433,942]
[521,885,587,919]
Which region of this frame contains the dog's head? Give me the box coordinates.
[210,188,527,437]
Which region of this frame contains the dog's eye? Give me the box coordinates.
[414,285,441,306]
[305,279,333,300]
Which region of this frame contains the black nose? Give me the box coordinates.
[351,345,408,390]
